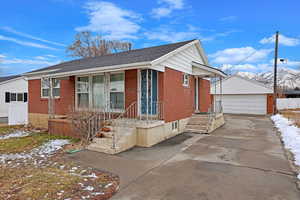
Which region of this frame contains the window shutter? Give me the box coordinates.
[24,93,28,102]
[5,92,10,103]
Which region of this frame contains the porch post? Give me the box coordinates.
[146,69,149,122]
[195,76,199,112]
[47,78,55,119]
[214,74,217,114]
[220,76,223,113]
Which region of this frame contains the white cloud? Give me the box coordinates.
[145,27,199,43]
[1,58,59,66]
[260,34,300,46]
[0,54,5,59]
[221,63,256,71]
[1,27,65,47]
[201,30,239,42]
[76,1,141,40]
[45,54,57,58]
[34,56,48,60]
[0,35,59,50]
[209,47,272,64]
[219,16,237,22]
[275,59,300,68]
[151,0,184,18]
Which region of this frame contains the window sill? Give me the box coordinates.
[40,97,61,101]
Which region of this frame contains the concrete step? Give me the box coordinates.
[185,129,208,134]
[191,115,209,119]
[185,124,207,130]
[187,118,209,125]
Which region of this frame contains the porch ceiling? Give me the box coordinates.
[192,61,227,78]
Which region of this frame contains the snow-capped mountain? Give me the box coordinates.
[236,68,300,89]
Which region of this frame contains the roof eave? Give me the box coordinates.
[192,61,227,77]
[25,61,152,79]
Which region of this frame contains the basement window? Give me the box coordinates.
[172,121,179,131]
[183,74,189,87]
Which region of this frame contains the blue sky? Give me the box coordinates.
[0,0,299,76]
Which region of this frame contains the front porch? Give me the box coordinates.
[44,63,226,154]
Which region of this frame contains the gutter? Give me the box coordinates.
[24,61,152,79]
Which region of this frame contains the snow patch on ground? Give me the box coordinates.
[0,139,69,163]
[0,130,31,139]
[271,114,300,179]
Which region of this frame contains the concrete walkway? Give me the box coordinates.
[68,115,300,200]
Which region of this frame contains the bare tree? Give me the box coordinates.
[67,31,132,58]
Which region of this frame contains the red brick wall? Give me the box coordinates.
[28,76,75,115]
[199,79,211,112]
[125,69,138,109]
[49,119,81,139]
[162,68,195,122]
[267,94,274,114]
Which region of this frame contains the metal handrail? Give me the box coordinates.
[111,101,164,149]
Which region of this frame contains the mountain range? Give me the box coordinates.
[236,68,300,89]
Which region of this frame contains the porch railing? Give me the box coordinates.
[214,100,223,114]
[111,101,164,149]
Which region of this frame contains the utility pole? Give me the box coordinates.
[273,31,279,114]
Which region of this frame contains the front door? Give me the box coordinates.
[140,69,158,115]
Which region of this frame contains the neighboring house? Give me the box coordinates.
[282,89,300,98]
[211,75,274,115]
[24,39,226,154]
[0,75,28,125]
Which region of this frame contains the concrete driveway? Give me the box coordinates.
[68,115,300,200]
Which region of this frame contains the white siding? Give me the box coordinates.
[159,45,205,74]
[0,78,28,117]
[211,76,273,95]
[215,94,267,115]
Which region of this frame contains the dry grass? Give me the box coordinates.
[0,133,78,154]
[0,127,15,136]
[0,130,119,200]
[0,166,81,200]
[280,109,300,127]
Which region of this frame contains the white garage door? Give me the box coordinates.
[215,94,267,115]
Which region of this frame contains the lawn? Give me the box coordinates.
[0,129,119,200]
[280,109,300,127]
[0,126,16,136]
[0,133,76,154]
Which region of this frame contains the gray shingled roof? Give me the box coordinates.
[28,39,195,75]
[0,75,21,83]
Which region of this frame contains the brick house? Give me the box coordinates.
[24,39,226,154]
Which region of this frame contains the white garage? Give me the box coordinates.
[211,76,273,115]
[0,75,28,125]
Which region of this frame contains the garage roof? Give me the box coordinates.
[211,75,273,95]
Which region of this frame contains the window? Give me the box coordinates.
[41,78,60,98]
[183,74,189,87]
[76,76,89,109]
[5,92,10,103]
[76,73,125,111]
[110,73,124,110]
[10,93,16,101]
[172,121,179,131]
[5,92,27,103]
[17,93,23,101]
[92,75,105,109]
